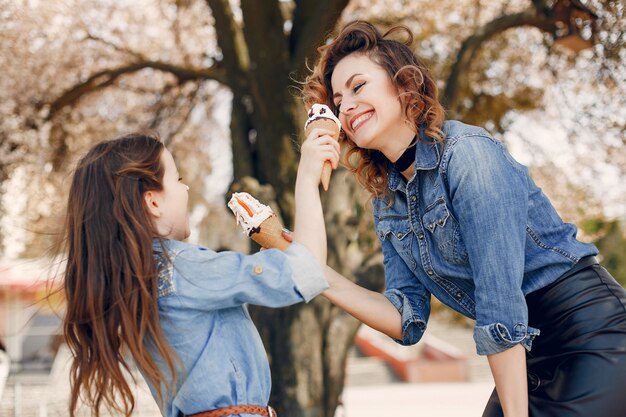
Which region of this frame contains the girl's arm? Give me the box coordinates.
[487,344,529,417]
[323,266,402,339]
[292,127,340,266]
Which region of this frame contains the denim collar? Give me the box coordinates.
[387,125,442,192]
[152,238,171,252]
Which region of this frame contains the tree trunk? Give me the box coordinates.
[241,168,385,417]
[38,1,596,416]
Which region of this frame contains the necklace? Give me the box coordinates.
[392,137,417,172]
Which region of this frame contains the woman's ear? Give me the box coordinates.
[144,191,161,218]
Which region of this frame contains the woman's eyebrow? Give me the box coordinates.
[333,73,362,99]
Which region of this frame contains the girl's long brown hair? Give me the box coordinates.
[62,133,177,417]
[303,21,446,198]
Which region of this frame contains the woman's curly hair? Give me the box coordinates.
[303,21,445,198]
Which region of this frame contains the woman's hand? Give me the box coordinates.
[298,128,340,186]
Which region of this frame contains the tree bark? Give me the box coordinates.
[290,0,351,81]
[239,0,301,225]
[206,0,255,181]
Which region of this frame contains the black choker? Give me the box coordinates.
[393,138,417,172]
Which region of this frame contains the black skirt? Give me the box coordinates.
[483,257,626,417]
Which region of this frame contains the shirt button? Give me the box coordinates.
[411,195,417,202]
[397,232,404,239]
[254,265,263,275]
[455,291,463,300]
[417,232,425,240]
[427,270,434,276]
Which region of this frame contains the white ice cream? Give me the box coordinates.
[227,192,274,236]
[304,103,342,131]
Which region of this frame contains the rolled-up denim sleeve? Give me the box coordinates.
[282,242,329,302]
[375,217,430,346]
[171,242,327,310]
[444,135,539,355]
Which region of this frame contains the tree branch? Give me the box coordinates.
[443,5,558,113]
[290,0,350,80]
[82,32,148,61]
[46,61,226,120]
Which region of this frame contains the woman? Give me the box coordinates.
[61,132,339,417]
[302,21,626,417]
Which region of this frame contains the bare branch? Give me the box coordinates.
[443,5,557,113]
[82,32,148,61]
[162,84,201,146]
[46,61,226,120]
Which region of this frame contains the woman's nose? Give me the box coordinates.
[339,98,357,115]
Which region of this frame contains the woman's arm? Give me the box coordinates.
[293,127,340,266]
[444,136,531,416]
[323,266,401,340]
[487,344,529,417]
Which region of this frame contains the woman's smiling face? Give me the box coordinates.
[331,53,410,155]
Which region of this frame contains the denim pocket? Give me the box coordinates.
[376,216,416,270]
[422,200,468,265]
[377,217,411,240]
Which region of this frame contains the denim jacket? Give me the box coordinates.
[142,239,328,417]
[374,120,598,355]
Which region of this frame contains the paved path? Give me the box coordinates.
[341,382,494,417]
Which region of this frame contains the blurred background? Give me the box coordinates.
[0,0,624,416]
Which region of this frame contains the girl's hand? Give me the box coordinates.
[281,228,293,243]
[298,128,340,186]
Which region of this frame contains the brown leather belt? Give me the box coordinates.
[188,405,277,417]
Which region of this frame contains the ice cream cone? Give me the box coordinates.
[249,214,291,251]
[304,104,342,191]
[304,118,340,191]
[227,192,291,251]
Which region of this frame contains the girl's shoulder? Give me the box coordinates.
[152,240,231,299]
[153,239,213,256]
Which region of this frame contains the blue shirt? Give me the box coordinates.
[142,239,328,417]
[373,120,597,355]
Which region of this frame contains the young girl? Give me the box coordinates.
[61,132,339,417]
[302,21,626,417]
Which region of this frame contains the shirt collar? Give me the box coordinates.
[387,126,442,192]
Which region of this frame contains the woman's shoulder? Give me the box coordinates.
[439,121,512,173]
[442,120,493,142]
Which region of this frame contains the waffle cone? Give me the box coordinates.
[305,118,340,191]
[249,214,291,251]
